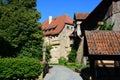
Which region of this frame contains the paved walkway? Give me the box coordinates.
[44,65,83,80]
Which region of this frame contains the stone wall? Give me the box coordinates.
[105,0,120,30]
[49,24,74,63]
[106,13,120,30]
[76,37,84,63]
[113,13,120,30]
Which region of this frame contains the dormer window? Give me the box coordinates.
[67,26,69,29]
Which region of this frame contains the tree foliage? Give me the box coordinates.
[68,48,77,62]
[68,38,78,62]
[0,0,43,58]
[45,45,52,61]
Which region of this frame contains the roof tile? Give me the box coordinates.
[85,30,120,55]
[42,15,73,35]
[74,13,89,20]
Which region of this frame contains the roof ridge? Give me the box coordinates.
[42,14,73,35]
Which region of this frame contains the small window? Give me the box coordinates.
[67,26,69,29]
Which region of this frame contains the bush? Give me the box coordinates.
[99,21,114,30]
[58,58,67,65]
[66,62,84,69]
[0,57,42,80]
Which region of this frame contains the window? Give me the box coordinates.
[67,26,69,29]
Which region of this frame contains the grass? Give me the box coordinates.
[50,62,89,69]
[67,62,84,68]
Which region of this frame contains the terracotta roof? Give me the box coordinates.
[42,14,73,35]
[85,30,120,55]
[74,13,89,20]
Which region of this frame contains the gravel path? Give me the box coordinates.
[44,65,83,80]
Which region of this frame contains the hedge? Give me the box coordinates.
[0,57,42,80]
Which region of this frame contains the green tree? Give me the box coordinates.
[0,0,43,59]
[46,45,52,61]
[68,48,77,62]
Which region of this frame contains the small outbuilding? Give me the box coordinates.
[85,30,120,80]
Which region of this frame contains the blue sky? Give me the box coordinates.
[37,0,101,23]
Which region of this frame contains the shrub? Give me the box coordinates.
[58,58,67,65]
[66,62,84,69]
[99,21,114,30]
[0,57,42,80]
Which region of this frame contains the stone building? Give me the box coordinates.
[74,0,120,64]
[73,13,89,63]
[42,15,74,63]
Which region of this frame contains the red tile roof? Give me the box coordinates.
[74,13,89,20]
[85,30,120,55]
[42,14,73,35]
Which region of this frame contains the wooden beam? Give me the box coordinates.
[90,59,96,80]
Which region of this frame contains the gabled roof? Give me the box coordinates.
[74,13,89,20]
[85,30,120,55]
[42,14,73,35]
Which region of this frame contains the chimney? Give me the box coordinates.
[49,16,52,24]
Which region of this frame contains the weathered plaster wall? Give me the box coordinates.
[49,24,74,63]
[105,0,120,30]
[106,13,120,30]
